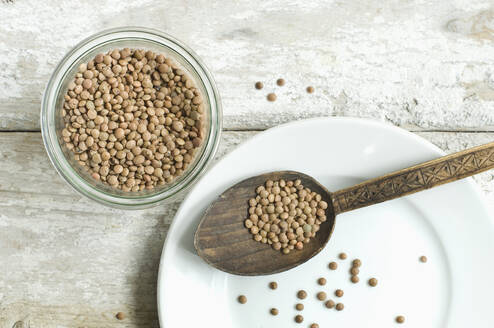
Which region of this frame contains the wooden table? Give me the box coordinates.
[1,1,494,327]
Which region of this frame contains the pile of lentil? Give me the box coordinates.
[244,179,328,254]
[61,48,205,191]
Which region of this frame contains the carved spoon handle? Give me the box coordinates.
[332,141,494,215]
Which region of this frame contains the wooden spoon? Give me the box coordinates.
[194,141,494,275]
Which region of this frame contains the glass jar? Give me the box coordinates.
[41,27,222,209]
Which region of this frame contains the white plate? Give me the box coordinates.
[158,118,494,328]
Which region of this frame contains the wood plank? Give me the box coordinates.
[0,130,494,327]
[1,1,494,131]
[0,131,248,328]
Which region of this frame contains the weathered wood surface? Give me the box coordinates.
[1,131,494,327]
[0,131,247,328]
[1,0,494,131]
[2,0,494,327]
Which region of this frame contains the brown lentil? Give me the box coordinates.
[317,277,326,286]
[61,48,204,191]
[316,291,327,301]
[297,290,307,299]
[396,316,405,323]
[335,289,344,297]
[325,299,335,309]
[335,303,344,311]
[310,324,319,328]
[269,281,278,290]
[238,295,247,304]
[295,315,304,323]
[276,78,285,86]
[368,278,378,287]
[351,275,360,283]
[270,308,279,316]
[255,81,263,90]
[420,255,428,263]
[306,86,315,93]
[328,262,338,270]
[247,179,326,253]
[295,303,304,311]
[350,267,359,275]
[267,93,277,102]
[338,252,347,260]
[116,312,125,320]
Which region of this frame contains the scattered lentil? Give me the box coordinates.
[335,289,344,297]
[276,78,285,86]
[306,86,314,93]
[368,278,378,287]
[420,255,427,263]
[325,300,335,309]
[267,93,277,102]
[116,312,125,320]
[316,291,327,301]
[350,267,359,275]
[270,308,279,316]
[255,81,263,90]
[295,303,304,311]
[61,48,205,191]
[310,324,319,328]
[338,252,347,260]
[238,295,247,304]
[335,303,344,311]
[297,290,307,299]
[317,277,326,286]
[295,315,304,323]
[269,281,278,290]
[328,262,338,270]
[352,259,362,267]
[351,275,360,283]
[246,179,326,253]
[396,316,405,324]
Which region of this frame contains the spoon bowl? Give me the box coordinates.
[194,171,336,275]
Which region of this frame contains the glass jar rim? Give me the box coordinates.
[41,27,222,209]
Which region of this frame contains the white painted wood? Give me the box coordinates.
[0,131,493,327]
[0,131,248,328]
[1,0,494,131]
[2,0,494,326]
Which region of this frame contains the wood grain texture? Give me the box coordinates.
[333,141,494,213]
[1,131,494,327]
[194,171,335,276]
[0,131,247,328]
[1,0,494,131]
